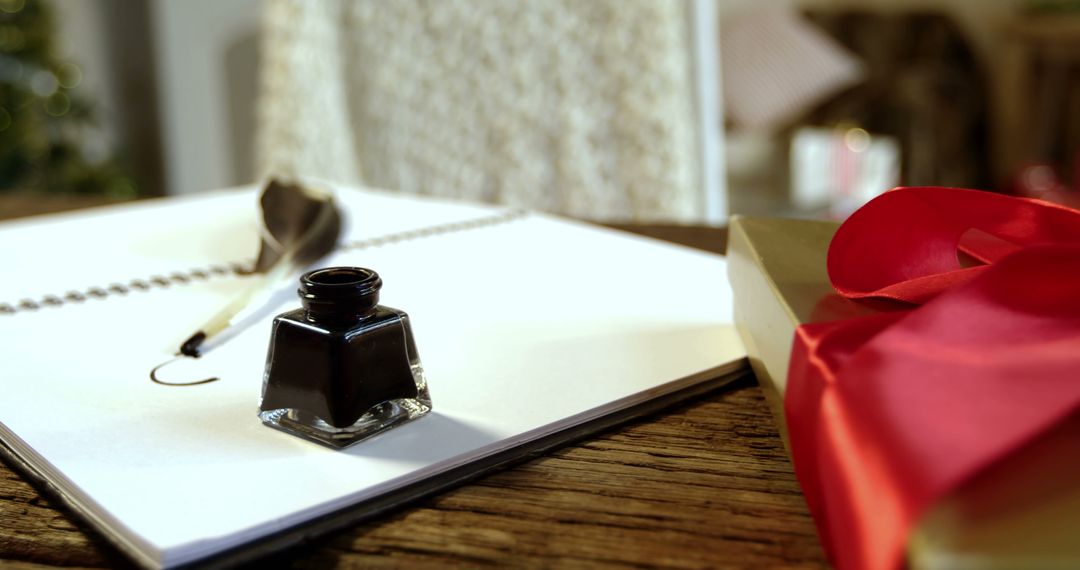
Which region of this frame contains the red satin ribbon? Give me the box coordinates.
[785,187,1080,569]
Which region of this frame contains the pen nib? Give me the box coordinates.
[180,331,207,357]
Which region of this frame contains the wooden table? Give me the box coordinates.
[0,194,827,569]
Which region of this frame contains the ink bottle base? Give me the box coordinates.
[260,369,432,449]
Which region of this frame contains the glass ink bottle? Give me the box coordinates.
[259,267,431,448]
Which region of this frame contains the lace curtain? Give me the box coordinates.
[256,0,704,222]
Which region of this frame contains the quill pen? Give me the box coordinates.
[178,179,342,357]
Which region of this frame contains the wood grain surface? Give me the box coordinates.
[0,195,827,568]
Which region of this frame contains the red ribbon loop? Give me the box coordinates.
[787,187,1080,569]
[827,186,1080,303]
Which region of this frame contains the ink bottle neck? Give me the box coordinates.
[299,267,382,324]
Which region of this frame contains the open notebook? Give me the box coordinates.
[0,184,746,568]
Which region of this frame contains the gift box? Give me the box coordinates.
[727,201,1080,569]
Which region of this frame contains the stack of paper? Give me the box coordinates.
[0,184,745,568]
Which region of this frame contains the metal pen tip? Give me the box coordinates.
[179,331,207,357]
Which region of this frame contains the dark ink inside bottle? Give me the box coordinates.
[259,267,431,448]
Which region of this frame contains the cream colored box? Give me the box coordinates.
[727,216,1080,569]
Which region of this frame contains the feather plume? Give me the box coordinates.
[179,179,342,357]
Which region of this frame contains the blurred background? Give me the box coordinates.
[1,0,1078,222]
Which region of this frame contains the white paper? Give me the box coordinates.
[0,184,745,568]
